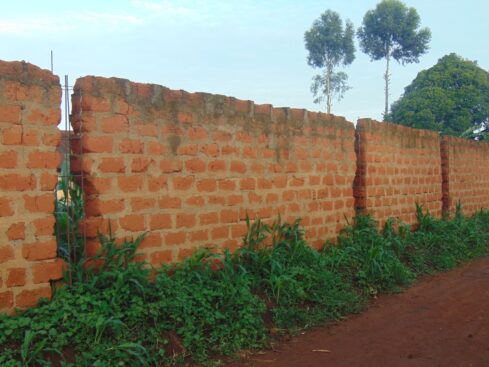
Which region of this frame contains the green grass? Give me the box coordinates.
[2,207,489,366]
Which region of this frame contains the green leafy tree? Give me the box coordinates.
[304,10,355,113]
[390,53,489,140]
[357,0,431,118]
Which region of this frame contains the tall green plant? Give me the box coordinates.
[55,161,85,284]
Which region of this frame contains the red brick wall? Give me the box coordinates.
[0,61,63,313]
[3,60,489,315]
[441,136,489,216]
[71,76,357,265]
[354,119,442,225]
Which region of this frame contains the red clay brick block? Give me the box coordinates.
[22,240,57,261]
[15,287,52,308]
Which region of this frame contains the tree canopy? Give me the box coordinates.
[357,0,431,118]
[390,53,489,140]
[304,10,355,113]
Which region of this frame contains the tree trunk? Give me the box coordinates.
[384,53,390,120]
[326,64,332,114]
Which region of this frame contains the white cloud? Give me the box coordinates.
[75,13,144,26]
[0,18,75,35]
[131,0,191,16]
[0,11,144,35]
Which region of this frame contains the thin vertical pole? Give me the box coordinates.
[50,51,54,73]
[64,75,73,284]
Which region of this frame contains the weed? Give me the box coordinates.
[2,208,489,366]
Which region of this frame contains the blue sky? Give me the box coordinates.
[3,0,488,123]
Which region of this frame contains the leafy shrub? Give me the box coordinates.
[235,217,362,331]
[2,207,489,366]
[325,215,415,294]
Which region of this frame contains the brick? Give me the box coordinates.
[218,179,236,191]
[6,268,26,287]
[209,160,226,172]
[196,179,217,192]
[148,176,167,191]
[189,127,208,141]
[131,197,156,212]
[211,226,229,240]
[0,150,17,168]
[120,139,143,153]
[120,215,145,232]
[150,214,172,230]
[118,176,144,192]
[42,131,61,146]
[212,131,232,142]
[0,198,14,216]
[21,128,39,145]
[0,291,14,310]
[240,178,256,190]
[186,196,205,207]
[185,158,206,173]
[32,217,55,236]
[0,104,21,123]
[2,125,22,145]
[132,157,153,173]
[222,145,239,155]
[22,240,57,261]
[177,144,198,156]
[23,194,54,213]
[228,194,244,206]
[27,152,60,169]
[27,108,60,125]
[220,209,239,223]
[150,250,173,265]
[160,159,183,173]
[15,287,52,308]
[32,260,64,284]
[236,132,252,143]
[159,196,182,209]
[177,248,196,260]
[177,111,193,124]
[80,95,111,112]
[165,232,186,245]
[148,142,166,155]
[222,239,239,252]
[176,213,196,228]
[173,176,194,190]
[0,246,14,263]
[231,223,248,238]
[140,233,162,249]
[99,157,125,173]
[101,115,129,133]
[230,161,246,174]
[200,212,219,225]
[7,222,25,240]
[242,147,257,159]
[201,144,219,157]
[189,230,209,242]
[82,135,113,153]
[40,173,58,191]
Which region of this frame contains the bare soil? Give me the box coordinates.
[227,257,489,367]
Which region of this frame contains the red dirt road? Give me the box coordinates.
[228,257,489,367]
